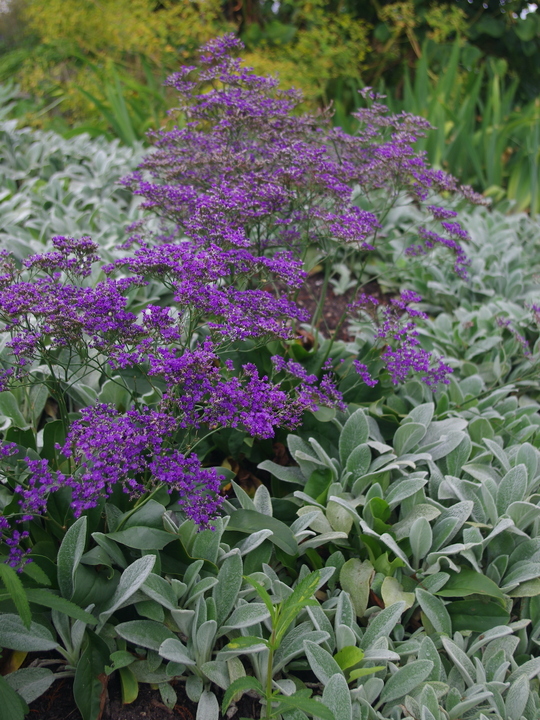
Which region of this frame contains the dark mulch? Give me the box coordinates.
[29,676,261,720]
[297,273,390,341]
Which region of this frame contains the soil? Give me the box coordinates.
[295,273,388,342]
[29,675,261,720]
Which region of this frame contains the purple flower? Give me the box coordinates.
[353,361,378,387]
[352,291,452,389]
[0,517,31,573]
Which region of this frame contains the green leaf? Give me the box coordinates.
[497,464,528,515]
[22,560,52,586]
[0,614,58,651]
[505,674,529,720]
[379,660,434,703]
[276,570,320,642]
[141,573,177,610]
[197,690,219,719]
[340,559,373,618]
[40,420,66,465]
[345,444,371,477]
[0,674,28,720]
[118,666,139,705]
[447,599,510,633]
[221,603,270,631]
[222,676,263,714]
[393,422,427,456]
[304,468,333,504]
[385,476,427,510]
[5,427,36,452]
[116,619,178,652]
[381,577,415,611]
[98,554,156,626]
[4,667,56,704]
[435,567,505,600]
[57,515,87,600]
[0,391,29,429]
[322,673,351,720]
[223,635,270,651]
[214,552,243,627]
[334,646,365,671]
[0,563,31,628]
[244,576,276,622]
[339,409,369,465]
[304,640,343,684]
[191,526,222,563]
[106,527,177,550]
[410,517,433,563]
[91,532,127,569]
[360,601,405,650]
[348,666,385,681]
[25,588,97,624]
[159,637,196,665]
[226,509,297,555]
[73,631,110,720]
[416,588,452,636]
[277,693,335,720]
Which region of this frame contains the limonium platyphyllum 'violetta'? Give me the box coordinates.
[0,34,483,570]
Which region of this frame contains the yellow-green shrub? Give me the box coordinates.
[10,0,231,125]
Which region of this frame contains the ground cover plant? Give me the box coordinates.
[1,33,540,720]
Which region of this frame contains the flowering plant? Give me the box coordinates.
[0,34,485,574]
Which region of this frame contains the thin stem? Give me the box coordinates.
[265,632,276,720]
[310,259,333,330]
[315,258,370,373]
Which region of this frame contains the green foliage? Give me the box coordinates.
[363,40,540,214]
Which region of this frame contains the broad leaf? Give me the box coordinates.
[380,660,434,703]
[73,631,110,720]
[98,554,156,626]
[0,614,58,651]
[221,676,263,713]
[116,619,177,652]
[339,409,369,465]
[435,567,505,600]
[0,563,31,628]
[447,599,510,632]
[57,515,87,600]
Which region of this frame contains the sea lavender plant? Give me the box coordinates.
[349,290,453,388]
[123,35,485,277]
[0,231,343,567]
[0,36,481,571]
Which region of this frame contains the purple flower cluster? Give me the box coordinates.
[351,291,452,389]
[12,405,223,527]
[0,516,31,573]
[497,317,532,358]
[122,34,480,276]
[405,226,471,279]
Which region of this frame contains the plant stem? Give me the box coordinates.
[265,632,276,720]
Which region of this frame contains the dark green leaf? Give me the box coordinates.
[25,588,96,624]
[447,599,510,633]
[221,676,263,714]
[0,674,28,720]
[435,567,504,600]
[73,631,111,720]
[0,563,32,628]
[106,527,177,550]
[277,693,335,720]
[226,510,297,555]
